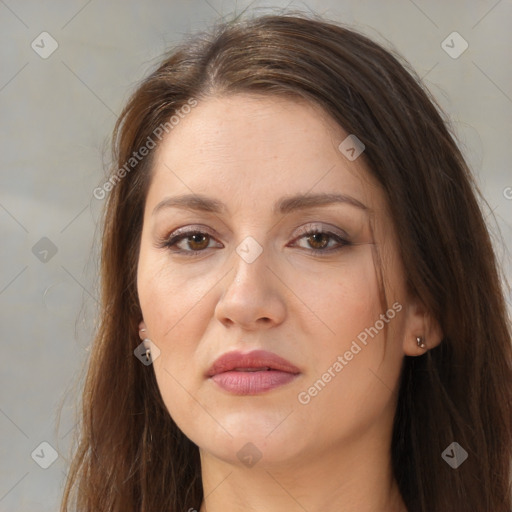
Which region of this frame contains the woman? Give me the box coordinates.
[60,11,512,512]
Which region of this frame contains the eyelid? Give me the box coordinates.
[153,224,221,249]
[155,222,352,256]
[159,222,349,242]
[293,222,350,239]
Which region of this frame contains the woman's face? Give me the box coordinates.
[137,94,416,468]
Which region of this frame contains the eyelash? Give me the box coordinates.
[156,225,352,258]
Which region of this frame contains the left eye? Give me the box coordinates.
[294,229,347,252]
[165,231,219,253]
[159,227,351,256]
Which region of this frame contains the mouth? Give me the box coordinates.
[232,367,271,371]
[206,350,301,395]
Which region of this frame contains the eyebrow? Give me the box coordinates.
[152,192,369,216]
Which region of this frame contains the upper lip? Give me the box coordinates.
[206,349,301,377]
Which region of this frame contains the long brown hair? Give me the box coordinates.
[59,10,512,511]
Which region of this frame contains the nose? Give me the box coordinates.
[214,240,287,331]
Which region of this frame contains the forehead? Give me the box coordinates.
[147,93,383,214]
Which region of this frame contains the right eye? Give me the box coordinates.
[158,229,222,256]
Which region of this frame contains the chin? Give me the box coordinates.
[199,437,302,469]
[194,420,307,467]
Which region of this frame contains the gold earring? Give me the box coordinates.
[416,336,426,349]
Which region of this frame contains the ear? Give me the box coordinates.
[138,320,148,340]
[402,295,443,356]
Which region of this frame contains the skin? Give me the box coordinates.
[136,94,443,512]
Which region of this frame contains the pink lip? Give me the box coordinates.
[206,350,301,395]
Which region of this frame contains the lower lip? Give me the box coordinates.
[210,370,299,395]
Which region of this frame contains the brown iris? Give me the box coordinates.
[185,233,210,251]
[306,232,329,250]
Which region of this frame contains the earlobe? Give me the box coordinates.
[403,297,443,356]
[138,320,148,340]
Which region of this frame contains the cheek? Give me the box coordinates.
[288,247,383,344]
[137,246,212,334]
[137,256,213,435]
[136,249,225,392]
[290,249,396,403]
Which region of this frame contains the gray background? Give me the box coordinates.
[1,0,511,510]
